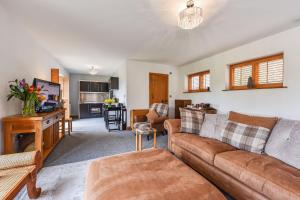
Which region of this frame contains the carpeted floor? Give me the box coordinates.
[44,118,168,167]
[16,118,233,200]
[17,118,168,199]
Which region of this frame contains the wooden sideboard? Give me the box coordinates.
[3,109,65,163]
[175,99,192,119]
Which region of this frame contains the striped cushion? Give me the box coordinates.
[221,120,271,154]
[0,151,36,170]
[150,103,168,117]
[180,108,204,134]
[0,166,35,200]
[133,122,151,130]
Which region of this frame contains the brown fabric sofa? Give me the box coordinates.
[164,118,300,200]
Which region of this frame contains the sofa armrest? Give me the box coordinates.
[164,119,181,150]
[0,151,41,170]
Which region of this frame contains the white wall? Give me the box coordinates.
[178,26,300,120]
[113,62,127,105]
[0,5,67,153]
[69,74,110,116]
[126,60,179,121]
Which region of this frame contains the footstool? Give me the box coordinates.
[135,127,157,151]
[85,149,226,200]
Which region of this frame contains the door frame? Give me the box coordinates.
[149,72,169,106]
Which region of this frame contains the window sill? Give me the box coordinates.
[222,86,287,91]
[183,90,211,94]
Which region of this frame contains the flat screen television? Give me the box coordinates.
[33,78,61,112]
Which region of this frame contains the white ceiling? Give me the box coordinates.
[1,0,300,75]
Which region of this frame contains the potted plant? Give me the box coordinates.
[7,79,46,116]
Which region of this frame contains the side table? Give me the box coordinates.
[135,127,157,151]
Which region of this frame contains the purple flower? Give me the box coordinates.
[19,79,26,88]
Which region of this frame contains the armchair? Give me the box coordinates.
[0,151,41,200]
[132,103,169,133]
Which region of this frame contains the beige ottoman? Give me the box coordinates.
[85,149,226,200]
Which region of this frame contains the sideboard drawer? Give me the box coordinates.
[43,118,54,129]
[53,113,63,123]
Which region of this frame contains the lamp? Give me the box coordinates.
[89,66,97,75]
[178,0,203,30]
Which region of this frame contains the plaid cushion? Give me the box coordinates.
[180,108,204,134]
[133,122,151,131]
[221,120,271,154]
[150,103,168,117]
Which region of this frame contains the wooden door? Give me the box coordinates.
[149,73,169,106]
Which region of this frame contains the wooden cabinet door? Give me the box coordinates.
[110,77,119,90]
[80,81,90,92]
[149,73,169,106]
[90,82,100,92]
[175,100,192,119]
[100,82,109,92]
[79,104,90,119]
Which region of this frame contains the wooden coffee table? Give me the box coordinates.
[85,149,226,200]
[135,127,157,151]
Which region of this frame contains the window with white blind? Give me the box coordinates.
[258,58,284,86]
[203,73,210,89]
[188,70,210,92]
[232,65,253,87]
[229,53,284,90]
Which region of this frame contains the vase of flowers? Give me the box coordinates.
[7,79,45,116]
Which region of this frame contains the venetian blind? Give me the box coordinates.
[258,58,284,85]
[203,73,210,89]
[233,65,252,87]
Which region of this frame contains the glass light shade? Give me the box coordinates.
[89,66,98,75]
[178,6,203,30]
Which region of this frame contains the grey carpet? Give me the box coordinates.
[43,118,233,200]
[44,118,168,167]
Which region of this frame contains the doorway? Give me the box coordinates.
[149,73,169,106]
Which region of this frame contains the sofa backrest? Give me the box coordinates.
[200,113,300,169]
[265,118,300,169]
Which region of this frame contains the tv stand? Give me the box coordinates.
[3,109,65,165]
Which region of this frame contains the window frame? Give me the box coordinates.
[229,53,284,90]
[188,70,210,92]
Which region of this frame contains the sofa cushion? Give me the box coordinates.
[215,114,228,139]
[200,114,228,141]
[171,133,236,165]
[179,108,204,134]
[221,121,271,154]
[229,111,278,130]
[214,150,300,200]
[265,118,300,169]
[199,114,217,139]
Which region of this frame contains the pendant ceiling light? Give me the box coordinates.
[89,66,98,75]
[178,0,203,30]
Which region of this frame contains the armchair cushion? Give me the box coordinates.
[150,103,168,117]
[133,122,151,131]
[0,151,39,170]
[0,166,36,200]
